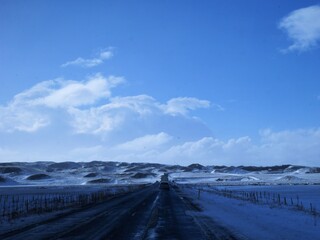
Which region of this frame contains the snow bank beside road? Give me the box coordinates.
[181,185,320,240]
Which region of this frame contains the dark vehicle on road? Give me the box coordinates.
[159,181,170,190]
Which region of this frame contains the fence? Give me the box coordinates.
[0,184,145,223]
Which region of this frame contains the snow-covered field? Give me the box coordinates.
[169,171,320,185]
[1,161,320,239]
[180,184,320,240]
[171,166,320,240]
[0,184,147,234]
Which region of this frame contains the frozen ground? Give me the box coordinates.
[169,171,320,185]
[1,161,320,239]
[218,184,320,208]
[0,184,147,234]
[180,184,320,240]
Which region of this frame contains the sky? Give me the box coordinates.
[0,0,320,166]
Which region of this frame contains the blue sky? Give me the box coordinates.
[0,1,320,166]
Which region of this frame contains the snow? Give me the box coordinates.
[0,184,147,234]
[0,161,163,186]
[1,161,320,187]
[217,185,320,208]
[1,161,320,239]
[180,184,320,240]
[169,171,320,185]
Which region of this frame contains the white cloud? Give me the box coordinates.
[0,75,211,136]
[116,132,172,151]
[99,51,113,59]
[159,136,253,165]
[37,74,124,108]
[67,95,212,135]
[0,73,124,132]
[61,49,114,68]
[279,5,320,52]
[105,95,161,115]
[163,97,210,116]
[79,128,319,166]
[256,128,320,164]
[66,95,160,134]
[112,128,319,166]
[15,73,124,109]
[3,71,319,166]
[0,102,50,133]
[67,106,123,134]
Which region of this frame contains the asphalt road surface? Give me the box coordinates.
[1,183,240,240]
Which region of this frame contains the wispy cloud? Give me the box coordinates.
[4,70,319,165]
[37,74,124,108]
[116,132,172,152]
[0,105,50,132]
[163,97,210,116]
[108,128,320,166]
[62,128,320,166]
[67,95,212,135]
[279,5,320,52]
[0,73,124,132]
[1,76,320,166]
[14,73,124,108]
[61,49,114,68]
[2,126,320,166]
[0,75,212,134]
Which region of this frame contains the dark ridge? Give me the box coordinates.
[28,161,55,169]
[83,173,98,178]
[142,163,164,168]
[306,167,320,173]
[102,166,116,172]
[26,174,51,180]
[0,167,22,174]
[183,163,205,172]
[114,173,132,178]
[104,161,119,166]
[213,165,227,169]
[188,163,205,168]
[0,175,5,182]
[83,161,105,168]
[118,162,130,167]
[124,166,148,173]
[131,172,157,179]
[0,163,17,166]
[83,161,119,168]
[47,162,81,171]
[164,165,185,171]
[87,178,112,184]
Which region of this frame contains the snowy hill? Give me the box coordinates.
[0,161,319,186]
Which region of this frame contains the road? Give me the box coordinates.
[0,183,239,240]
